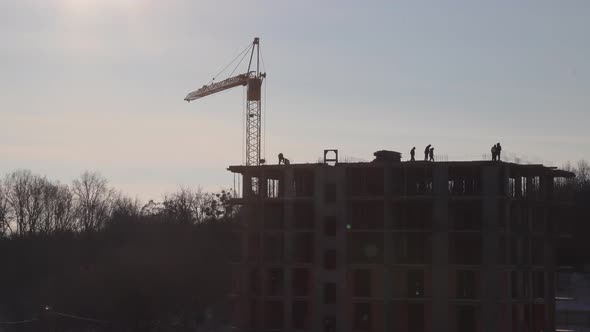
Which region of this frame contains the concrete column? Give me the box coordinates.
[503,166,514,331]
[482,165,500,332]
[312,166,325,332]
[333,167,348,332]
[283,168,294,332]
[431,165,450,332]
[243,174,252,198]
[311,165,347,332]
[515,176,523,198]
[383,166,394,332]
[545,186,556,332]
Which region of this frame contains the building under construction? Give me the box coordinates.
[227,150,574,332]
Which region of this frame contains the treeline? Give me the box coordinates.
[558,160,590,267]
[563,160,590,192]
[0,170,235,237]
[0,170,238,331]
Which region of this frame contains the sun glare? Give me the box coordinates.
[54,0,146,56]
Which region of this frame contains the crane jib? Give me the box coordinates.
[184,74,249,102]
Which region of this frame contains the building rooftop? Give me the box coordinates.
[228,154,575,178]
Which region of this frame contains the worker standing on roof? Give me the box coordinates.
[424,145,431,161]
[429,147,435,162]
[491,145,497,161]
[410,147,416,161]
[496,143,502,161]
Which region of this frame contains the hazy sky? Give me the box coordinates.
[1,0,589,201]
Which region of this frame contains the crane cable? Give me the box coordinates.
[208,42,253,84]
[259,45,267,161]
[242,84,246,166]
[228,45,252,78]
[263,76,267,161]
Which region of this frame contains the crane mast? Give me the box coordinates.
[185,38,265,172]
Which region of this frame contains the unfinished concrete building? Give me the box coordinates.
[227,150,575,332]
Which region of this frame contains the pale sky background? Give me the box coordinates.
[1,0,589,201]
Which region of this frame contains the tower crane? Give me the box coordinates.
[184,37,266,169]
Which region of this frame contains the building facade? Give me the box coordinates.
[228,151,574,332]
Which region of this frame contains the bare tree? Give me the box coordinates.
[3,170,36,236]
[563,160,590,191]
[140,199,164,217]
[72,171,114,232]
[40,182,75,233]
[0,182,11,237]
[38,181,58,234]
[112,192,142,219]
[24,175,47,235]
[575,160,590,189]
[161,187,236,224]
[199,190,235,221]
[162,186,199,224]
[1,171,77,236]
[54,184,75,232]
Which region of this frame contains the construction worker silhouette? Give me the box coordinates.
[491,145,497,161]
[496,143,502,161]
[279,153,290,165]
[429,147,434,162]
[424,145,431,161]
[410,147,416,161]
